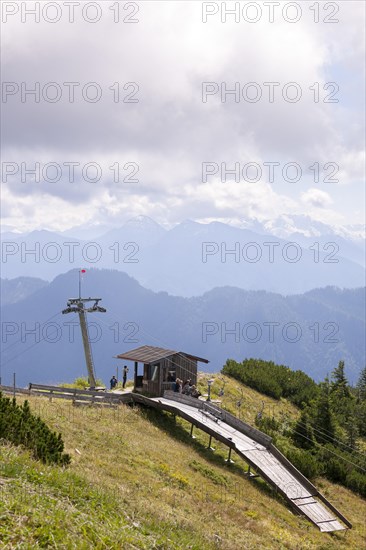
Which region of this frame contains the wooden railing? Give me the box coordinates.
[27,383,133,405]
[163,391,272,447]
[163,390,204,409]
[0,384,31,396]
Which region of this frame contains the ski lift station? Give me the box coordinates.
[115,345,209,396]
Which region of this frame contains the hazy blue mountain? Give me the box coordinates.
[240,214,364,266]
[1,269,364,387]
[1,277,49,306]
[62,224,114,240]
[1,231,29,240]
[262,214,365,267]
[262,214,364,239]
[99,215,166,249]
[137,220,365,295]
[1,217,365,296]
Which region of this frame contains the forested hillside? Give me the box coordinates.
[222,360,366,497]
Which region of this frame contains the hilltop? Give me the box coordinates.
[1,374,365,549]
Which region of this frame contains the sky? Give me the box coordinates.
[1,0,365,233]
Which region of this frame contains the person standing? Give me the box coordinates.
[110,375,117,390]
[174,378,182,393]
[122,365,129,389]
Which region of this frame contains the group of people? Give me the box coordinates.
[110,365,129,390]
[109,366,201,398]
[173,377,201,398]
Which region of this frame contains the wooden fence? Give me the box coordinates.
[0,383,133,407]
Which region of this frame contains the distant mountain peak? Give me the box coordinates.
[123,216,165,231]
[256,214,365,242]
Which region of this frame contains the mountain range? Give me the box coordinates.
[1,215,365,296]
[1,269,364,387]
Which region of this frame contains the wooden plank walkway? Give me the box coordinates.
[134,392,351,533]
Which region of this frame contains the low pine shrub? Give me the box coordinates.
[0,392,70,465]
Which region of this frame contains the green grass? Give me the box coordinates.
[197,372,300,423]
[0,375,365,549]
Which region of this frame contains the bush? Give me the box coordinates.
[0,393,70,465]
[63,377,104,389]
[222,358,318,406]
[255,415,281,438]
[284,448,319,480]
[317,445,366,498]
[324,457,348,483]
[346,471,366,498]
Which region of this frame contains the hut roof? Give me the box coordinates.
[116,345,209,364]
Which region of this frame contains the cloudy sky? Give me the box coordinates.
[1,0,365,233]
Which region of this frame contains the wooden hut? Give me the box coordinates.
[116,345,209,397]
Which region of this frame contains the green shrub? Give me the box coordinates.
[0,393,70,465]
[222,359,318,406]
[284,448,319,480]
[346,471,366,498]
[255,415,281,439]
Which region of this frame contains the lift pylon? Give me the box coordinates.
[62,271,106,389]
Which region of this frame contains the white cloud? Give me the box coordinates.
[1,1,365,231]
[301,188,333,208]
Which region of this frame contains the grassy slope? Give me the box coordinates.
[197,373,300,422]
[0,374,365,549]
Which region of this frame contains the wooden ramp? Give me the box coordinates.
[134,391,351,533]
